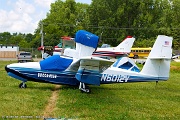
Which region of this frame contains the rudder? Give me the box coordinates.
[115,36,135,53]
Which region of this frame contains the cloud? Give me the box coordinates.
[0,0,91,34]
[0,9,36,33]
[15,0,35,14]
[34,0,55,9]
[0,0,46,34]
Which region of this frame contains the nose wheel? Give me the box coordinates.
[19,82,27,88]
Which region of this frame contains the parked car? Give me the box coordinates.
[172,54,179,59]
[17,52,33,62]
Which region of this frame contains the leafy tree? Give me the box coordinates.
[25,33,35,43]
[19,39,30,48]
[0,32,11,45]
[1,0,180,50]
[33,0,90,47]
[9,35,23,45]
[30,34,41,48]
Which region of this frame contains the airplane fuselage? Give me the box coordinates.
[93,47,127,57]
[5,61,168,87]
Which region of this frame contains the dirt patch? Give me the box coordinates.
[43,85,61,118]
[171,66,180,71]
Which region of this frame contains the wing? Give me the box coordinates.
[68,56,113,73]
[68,56,114,85]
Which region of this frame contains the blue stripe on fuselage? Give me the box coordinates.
[7,67,79,86]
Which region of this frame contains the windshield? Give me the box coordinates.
[20,53,31,56]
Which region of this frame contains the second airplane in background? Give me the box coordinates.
[93,36,135,58]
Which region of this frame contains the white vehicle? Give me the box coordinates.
[172,54,179,59]
[17,52,32,63]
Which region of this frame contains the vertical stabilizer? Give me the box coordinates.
[115,36,135,53]
[141,35,173,79]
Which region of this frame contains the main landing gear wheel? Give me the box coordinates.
[19,82,27,88]
[79,82,91,93]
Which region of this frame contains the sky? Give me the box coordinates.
[0,0,92,34]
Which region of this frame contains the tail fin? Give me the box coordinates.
[141,35,173,79]
[115,36,135,53]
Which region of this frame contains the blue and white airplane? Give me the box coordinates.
[5,30,173,93]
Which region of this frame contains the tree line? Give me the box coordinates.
[0,0,179,50]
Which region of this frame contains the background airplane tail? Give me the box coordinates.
[141,35,173,80]
[115,36,135,53]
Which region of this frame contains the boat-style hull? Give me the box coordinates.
[5,65,79,86]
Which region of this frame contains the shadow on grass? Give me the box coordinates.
[26,86,55,91]
[10,81,176,95]
[25,82,160,93]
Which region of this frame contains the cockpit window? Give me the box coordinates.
[118,62,133,70]
[20,53,31,55]
[112,57,140,72]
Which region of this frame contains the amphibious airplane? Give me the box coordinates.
[5,30,173,93]
[93,36,135,58]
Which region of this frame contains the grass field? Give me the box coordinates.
[0,60,180,120]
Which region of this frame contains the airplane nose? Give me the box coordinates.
[5,64,28,82]
[5,65,10,72]
[5,65,15,73]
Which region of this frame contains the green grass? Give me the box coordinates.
[0,61,179,120]
[0,61,54,119]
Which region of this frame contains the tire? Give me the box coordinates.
[134,55,139,59]
[19,83,27,88]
